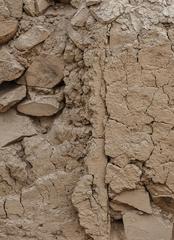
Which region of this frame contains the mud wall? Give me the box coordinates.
[0,0,174,239]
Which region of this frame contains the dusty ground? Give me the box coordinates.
[0,0,174,239]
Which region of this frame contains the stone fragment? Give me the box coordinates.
[17,94,63,117]
[35,0,51,14]
[86,0,101,6]
[147,184,174,213]
[0,19,18,44]
[0,85,26,112]
[23,0,37,16]
[90,0,127,23]
[105,163,142,194]
[71,2,89,27]
[110,201,132,218]
[43,19,67,55]
[123,212,173,240]
[0,109,36,147]
[15,26,50,51]
[26,54,64,88]
[67,24,89,50]
[4,0,23,18]
[0,49,25,84]
[24,0,51,16]
[114,189,152,214]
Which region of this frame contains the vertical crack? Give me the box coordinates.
[3,199,8,218]
[20,192,25,215]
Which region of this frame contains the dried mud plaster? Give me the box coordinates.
[1,0,174,240]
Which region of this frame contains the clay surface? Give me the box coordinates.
[0,0,174,239]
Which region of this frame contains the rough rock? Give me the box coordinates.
[15,26,50,51]
[4,0,23,18]
[0,85,26,112]
[71,1,89,27]
[0,19,18,44]
[0,109,36,147]
[23,0,35,16]
[0,0,174,239]
[43,19,67,55]
[67,24,90,50]
[90,0,127,23]
[26,54,64,88]
[17,94,63,117]
[110,201,132,218]
[113,189,152,214]
[35,0,51,14]
[147,184,174,214]
[24,0,51,16]
[123,212,173,240]
[106,163,142,194]
[0,49,25,84]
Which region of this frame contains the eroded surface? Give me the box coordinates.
[0,0,174,239]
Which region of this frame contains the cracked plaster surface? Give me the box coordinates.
[0,0,174,239]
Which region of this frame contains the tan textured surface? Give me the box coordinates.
[0,1,174,240]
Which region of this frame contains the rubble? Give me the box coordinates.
[0,109,36,147]
[23,0,36,16]
[90,0,127,23]
[67,24,90,50]
[0,19,18,44]
[71,2,89,27]
[113,188,152,214]
[24,0,52,16]
[0,49,25,84]
[26,54,64,88]
[17,94,63,116]
[0,0,173,239]
[0,85,26,112]
[15,26,50,51]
